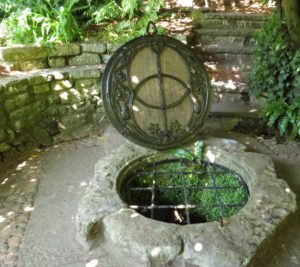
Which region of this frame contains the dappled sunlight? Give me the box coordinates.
[194,242,203,252]
[86,259,99,267]
[132,105,139,112]
[59,92,69,100]
[24,206,34,212]
[16,161,28,171]
[211,80,237,90]
[58,122,67,130]
[206,150,222,163]
[151,247,162,257]
[0,215,6,223]
[70,88,81,99]
[131,75,140,84]
[1,178,9,185]
[7,211,14,217]
[130,213,139,218]
[177,0,193,7]
[80,181,88,187]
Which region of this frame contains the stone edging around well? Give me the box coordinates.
[0,64,106,158]
[76,140,297,267]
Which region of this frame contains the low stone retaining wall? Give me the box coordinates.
[0,65,106,159]
[0,43,118,72]
[0,42,122,159]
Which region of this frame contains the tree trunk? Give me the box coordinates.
[283,0,300,48]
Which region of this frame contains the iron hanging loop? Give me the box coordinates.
[146,21,158,35]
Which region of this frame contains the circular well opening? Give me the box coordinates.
[118,155,249,225]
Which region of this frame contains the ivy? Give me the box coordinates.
[249,11,300,141]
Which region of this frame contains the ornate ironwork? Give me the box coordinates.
[102,25,211,150]
[120,158,249,225]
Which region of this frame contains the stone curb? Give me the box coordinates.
[76,140,297,267]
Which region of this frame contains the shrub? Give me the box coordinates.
[91,0,165,44]
[248,12,300,141]
[1,0,82,45]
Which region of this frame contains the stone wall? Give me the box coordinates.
[0,43,118,72]
[0,65,108,159]
[0,42,122,159]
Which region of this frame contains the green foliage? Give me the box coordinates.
[191,9,204,25]
[92,0,165,44]
[130,141,246,222]
[92,1,122,23]
[1,0,82,45]
[249,11,300,140]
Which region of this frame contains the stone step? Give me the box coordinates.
[204,61,252,72]
[211,86,249,104]
[204,64,251,104]
[195,45,253,65]
[194,28,256,46]
[195,43,253,54]
[207,67,249,84]
[210,102,260,118]
[200,12,268,29]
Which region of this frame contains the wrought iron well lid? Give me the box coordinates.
[102,23,211,150]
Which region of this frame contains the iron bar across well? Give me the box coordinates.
[121,158,249,226]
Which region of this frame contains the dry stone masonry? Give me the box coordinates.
[0,43,115,72]
[0,43,119,159]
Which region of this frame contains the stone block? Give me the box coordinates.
[4,93,30,110]
[59,88,84,104]
[70,67,102,79]
[0,143,10,153]
[0,61,19,71]
[30,75,50,85]
[51,80,73,91]
[101,54,111,64]
[47,94,60,105]
[68,53,101,66]
[9,105,33,120]
[4,79,29,96]
[32,100,47,113]
[74,79,96,89]
[19,59,48,71]
[0,45,48,61]
[33,84,50,94]
[48,71,69,81]
[48,44,80,57]
[60,112,87,127]
[48,57,66,68]
[14,93,31,106]
[47,106,60,116]
[81,43,107,54]
[107,43,120,53]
